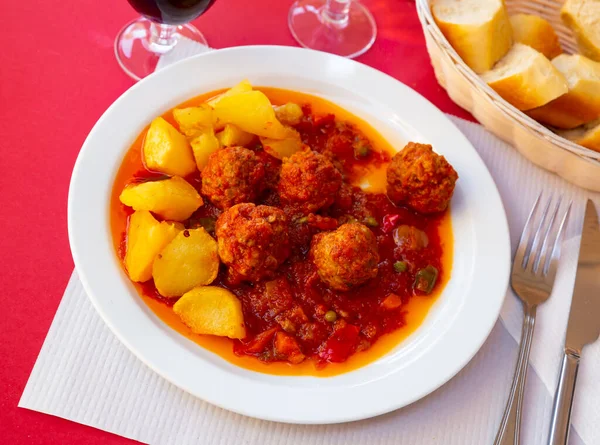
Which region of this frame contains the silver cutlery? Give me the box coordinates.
[494,193,571,445]
[548,199,600,445]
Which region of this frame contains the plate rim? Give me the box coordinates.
[68,45,511,424]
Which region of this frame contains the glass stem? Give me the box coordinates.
[322,0,351,28]
[148,22,179,54]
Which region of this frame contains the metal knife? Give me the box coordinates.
[548,199,600,445]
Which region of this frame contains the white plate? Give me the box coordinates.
[68,45,510,424]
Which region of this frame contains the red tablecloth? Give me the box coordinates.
[0,0,471,442]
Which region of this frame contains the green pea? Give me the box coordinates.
[364,216,378,227]
[393,261,407,273]
[325,310,337,322]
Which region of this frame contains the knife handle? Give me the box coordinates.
[548,350,580,445]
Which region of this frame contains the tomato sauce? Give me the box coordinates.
[110,87,453,376]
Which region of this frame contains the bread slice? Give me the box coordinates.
[510,13,562,59]
[561,0,600,62]
[481,43,568,110]
[432,0,513,74]
[556,119,600,152]
[527,54,600,128]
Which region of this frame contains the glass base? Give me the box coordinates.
[115,17,208,81]
[288,0,376,59]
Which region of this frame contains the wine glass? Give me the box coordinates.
[115,0,216,81]
[288,0,376,59]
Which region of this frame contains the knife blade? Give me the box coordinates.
[548,199,600,445]
[565,199,600,354]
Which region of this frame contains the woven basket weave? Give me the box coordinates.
[416,0,600,191]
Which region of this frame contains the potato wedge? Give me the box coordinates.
[206,79,253,107]
[125,210,183,282]
[260,128,303,159]
[274,103,304,126]
[172,105,214,137]
[216,124,255,147]
[152,228,219,297]
[143,117,197,177]
[212,91,288,139]
[119,176,203,221]
[190,127,221,170]
[173,286,246,339]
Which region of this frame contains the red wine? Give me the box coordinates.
[127,0,216,25]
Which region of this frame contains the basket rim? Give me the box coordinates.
[416,0,600,165]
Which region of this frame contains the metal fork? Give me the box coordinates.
[493,193,571,445]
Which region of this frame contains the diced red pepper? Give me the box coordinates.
[318,322,360,363]
[382,214,400,233]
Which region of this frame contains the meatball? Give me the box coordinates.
[386,142,458,214]
[216,203,290,282]
[201,147,265,209]
[310,223,379,291]
[278,148,342,213]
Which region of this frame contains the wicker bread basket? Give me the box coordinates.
[416,0,600,192]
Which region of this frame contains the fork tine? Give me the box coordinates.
[526,195,553,273]
[514,192,543,270]
[533,196,562,275]
[546,201,572,280]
